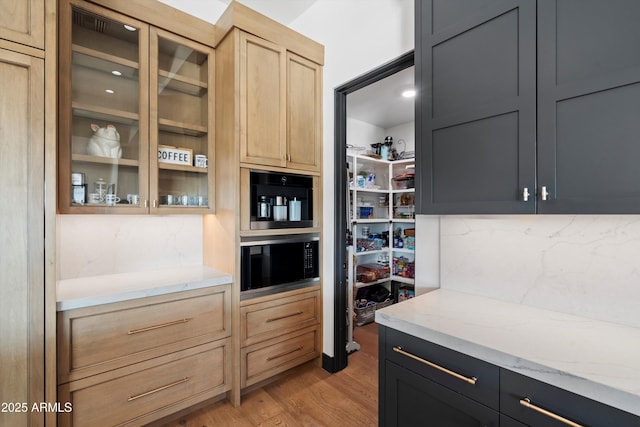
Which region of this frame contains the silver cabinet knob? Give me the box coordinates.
[523,187,530,202]
[541,186,549,201]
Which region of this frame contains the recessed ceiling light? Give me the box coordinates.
[402,89,417,98]
[123,25,137,32]
[111,70,122,76]
[105,89,115,94]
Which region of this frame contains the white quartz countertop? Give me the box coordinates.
[57,265,232,311]
[376,289,640,417]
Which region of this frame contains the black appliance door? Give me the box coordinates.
[241,240,319,291]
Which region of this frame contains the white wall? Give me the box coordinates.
[384,121,415,155]
[288,0,414,358]
[347,117,384,153]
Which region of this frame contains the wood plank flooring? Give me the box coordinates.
[158,322,379,427]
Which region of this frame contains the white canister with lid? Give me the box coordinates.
[289,197,301,221]
[273,196,287,221]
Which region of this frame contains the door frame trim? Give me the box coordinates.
[330,50,414,373]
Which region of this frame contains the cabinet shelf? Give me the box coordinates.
[158,118,208,136]
[158,163,208,173]
[392,247,414,253]
[355,277,390,289]
[391,275,415,285]
[72,102,139,125]
[72,44,139,70]
[353,218,390,224]
[350,186,389,193]
[158,70,207,96]
[392,188,415,194]
[354,249,388,256]
[72,153,140,167]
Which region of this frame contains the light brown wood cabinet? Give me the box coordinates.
[57,286,231,426]
[0,46,46,427]
[239,32,322,173]
[286,52,322,172]
[58,0,215,214]
[239,287,321,388]
[0,0,45,49]
[205,1,324,405]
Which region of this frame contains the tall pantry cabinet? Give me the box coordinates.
[205,1,324,406]
[0,0,57,426]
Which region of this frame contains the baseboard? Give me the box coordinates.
[322,352,342,373]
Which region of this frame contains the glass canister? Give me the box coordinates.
[94,178,107,202]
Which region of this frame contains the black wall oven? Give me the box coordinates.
[240,234,319,299]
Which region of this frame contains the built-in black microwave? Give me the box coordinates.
[240,235,319,299]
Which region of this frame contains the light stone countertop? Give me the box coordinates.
[375,288,640,417]
[57,265,232,311]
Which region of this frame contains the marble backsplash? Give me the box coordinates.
[441,215,640,328]
[57,215,203,279]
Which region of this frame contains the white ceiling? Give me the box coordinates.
[347,66,415,129]
[158,0,318,25]
[216,0,318,24]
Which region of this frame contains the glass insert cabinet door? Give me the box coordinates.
[58,0,215,214]
[58,2,149,213]
[150,28,214,213]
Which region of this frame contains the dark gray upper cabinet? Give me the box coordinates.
[537,0,640,213]
[416,0,640,214]
[416,0,536,214]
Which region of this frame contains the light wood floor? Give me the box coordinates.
[159,322,379,427]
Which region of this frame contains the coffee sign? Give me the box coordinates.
[158,145,192,166]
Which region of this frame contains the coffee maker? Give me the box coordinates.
[249,170,313,229]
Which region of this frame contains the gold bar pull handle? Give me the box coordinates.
[392,346,477,385]
[128,377,189,401]
[267,346,303,362]
[519,398,584,427]
[127,318,191,335]
[266,311,303,323]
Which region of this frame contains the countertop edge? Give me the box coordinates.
[375,292,640,417]
[57,265,233,311]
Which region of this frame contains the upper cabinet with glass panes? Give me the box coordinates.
[58,0,214,214]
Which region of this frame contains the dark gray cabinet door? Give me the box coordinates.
[384,361,499,427]
[500,415,527,427]
[537,0,640,213]
[416,0,536,214]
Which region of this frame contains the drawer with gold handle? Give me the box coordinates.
[58,285,230,383]
[501,368,638,427]
[519,398,583,427]
[241,326,319,388]
[57,339,230,427]
[385,327,499,410]
[240,289,320,346]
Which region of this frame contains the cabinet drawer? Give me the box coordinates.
[500,369,640,427]
[240,288,320,346]
[58,339,231,427]
[384,361,499,427]
[383,327,499,410]
[241,326,320,388]
[58,286,231,383]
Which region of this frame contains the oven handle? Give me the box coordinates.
[240,234,319,246]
